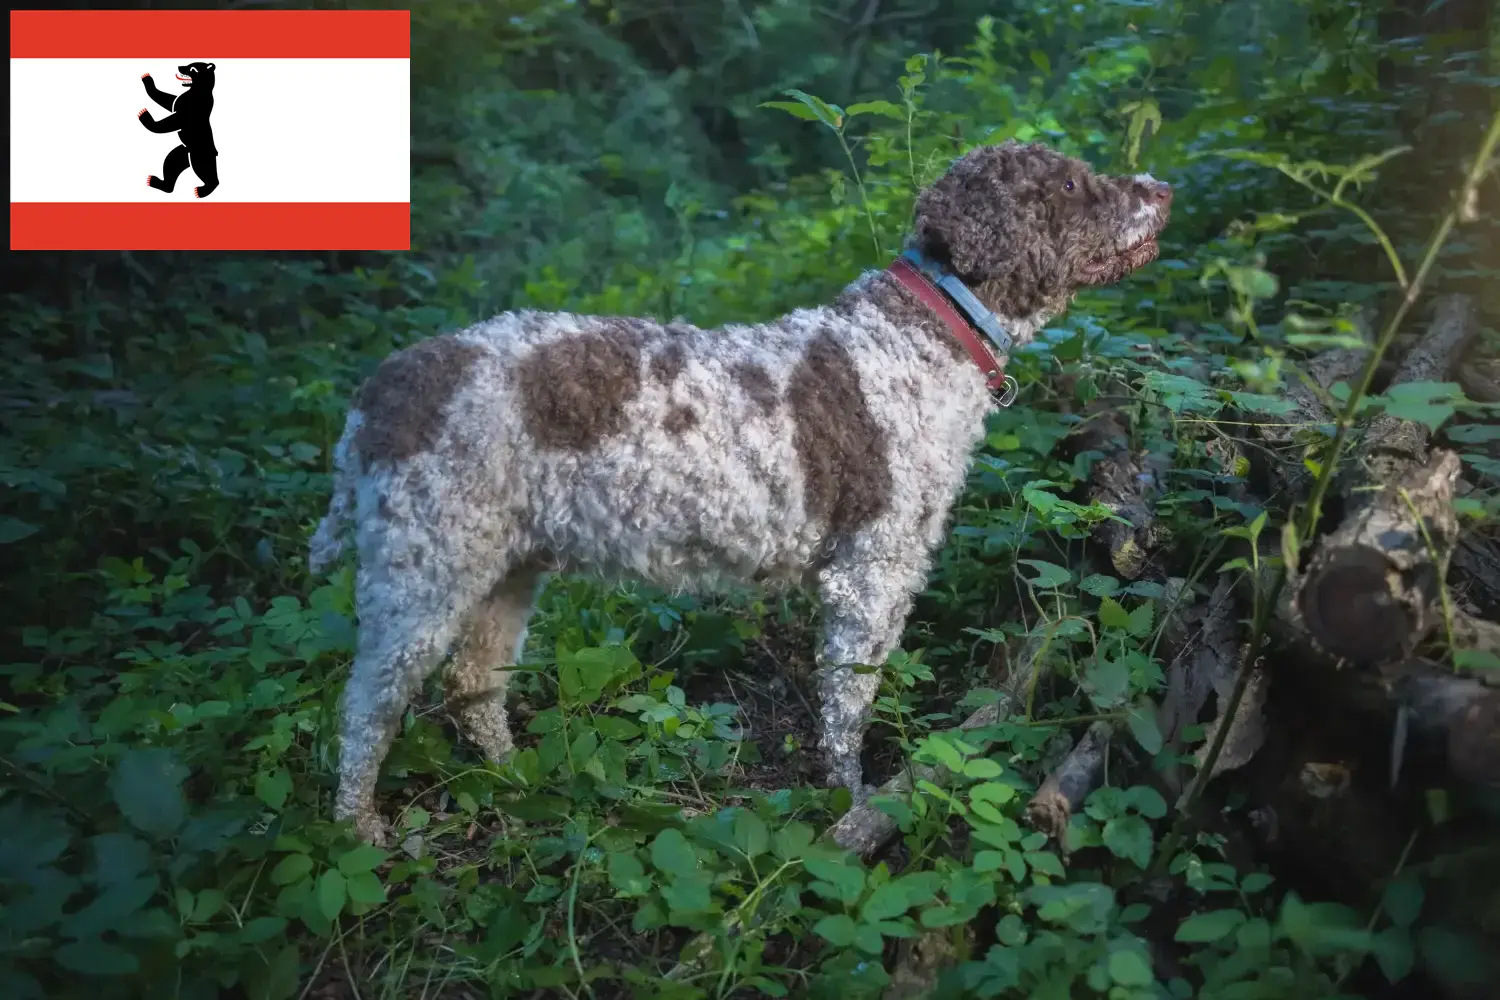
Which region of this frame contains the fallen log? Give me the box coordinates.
[1383,663,1500,789]
[1297,449,1463,663]
[1024,720,1113,841]
[1072,406,1168,580]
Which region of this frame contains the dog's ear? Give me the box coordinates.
[913,144,1045,282]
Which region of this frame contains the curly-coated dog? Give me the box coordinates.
[310,141,1172,842]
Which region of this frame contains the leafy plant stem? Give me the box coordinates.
[835,127,882,257]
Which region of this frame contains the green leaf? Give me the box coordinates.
[814,913,858,947]
[854,923,885,954]
[1126,703,1163,755]
[1123,785,1168,819]
[780,88,844,129]
[109,749,188,836]
[650,828,698,879]
[254,768,292,811]
[0,517,40,544]
[270,853,313,886]
[608,851,652,897]
[772,822,814,862]
[1383,381,1465,432]
[1453,648,1500,672]
[733,810,770,859]
[970,782,1017,806]
[918,735,965,772]
[54,937,139,976]
[1108,948,1154,987]
[1177,909,1246,943]
[1240,872,1274,894]
[243,942,300,1000]
[1373,927,1414,983]
[1126,601,1154,637]
[845,100,904,120]
[1417,927,1486,984]
[345,871,385,906]
[804,856,865,904]
[973,850,1006,873]
[1446,423,1500,443]
[315,869,346,922]
[1102,815,1154,868]
[595,715,642,740]
[1085,655,1131,709]
[862,882,911,922]
[963,758,1003,779]
[1025,851,1065,877]
[1099,596,1131,630]
[758,101,820,121]
[1080,574,1120,597]
[1018,559,1072,589]
[336,844,386,876]
[1381,874,1423,928]
[661,874,713,915]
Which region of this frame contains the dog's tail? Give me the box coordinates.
[309,411,363,575]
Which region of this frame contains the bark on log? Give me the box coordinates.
[1155,574,1248,793]
[1384,664,1500,788]
[1252,312,1371,502]
[1357,295,1478,489]
[1071,404,1171,580]
[1447,610,1500,669]
[1297,449,1463,664]
[1024,721,1113,842]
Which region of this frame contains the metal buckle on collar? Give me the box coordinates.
[993,375,1019,407]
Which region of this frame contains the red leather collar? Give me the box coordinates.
[887,256,1008,391]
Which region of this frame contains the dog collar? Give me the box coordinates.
[888,249,1018,404]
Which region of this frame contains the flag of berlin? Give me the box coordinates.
[10,9,410,251]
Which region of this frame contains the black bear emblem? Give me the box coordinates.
[138,62,219,199]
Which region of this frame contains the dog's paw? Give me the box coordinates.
[350,810,390,846]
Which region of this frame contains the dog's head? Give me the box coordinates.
[176,62,216,88]
[912,141,1171,320]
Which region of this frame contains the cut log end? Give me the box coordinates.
[1298,546,1421,663]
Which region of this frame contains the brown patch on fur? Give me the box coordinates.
[650,342,687,385]
[518,321,645,451]
[354,336,486,466]
[732,362,780,415]
[787,332,892,537]
[663,405,698,435]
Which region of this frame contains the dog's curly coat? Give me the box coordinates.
[310,141,1172,843]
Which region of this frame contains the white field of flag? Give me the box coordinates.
[10,9,411,250]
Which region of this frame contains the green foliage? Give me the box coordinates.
[4,0,1499,997]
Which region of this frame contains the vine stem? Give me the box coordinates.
[1152,108,1500,873]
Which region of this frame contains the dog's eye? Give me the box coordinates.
[1063,179,1075,193]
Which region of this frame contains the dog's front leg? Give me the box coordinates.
[814,566,914,800]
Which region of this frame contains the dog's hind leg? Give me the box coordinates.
[335,589,464,844]
[444,566,546,762]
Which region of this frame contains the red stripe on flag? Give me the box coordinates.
[10,10,410,59]
[11,203,411,251]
